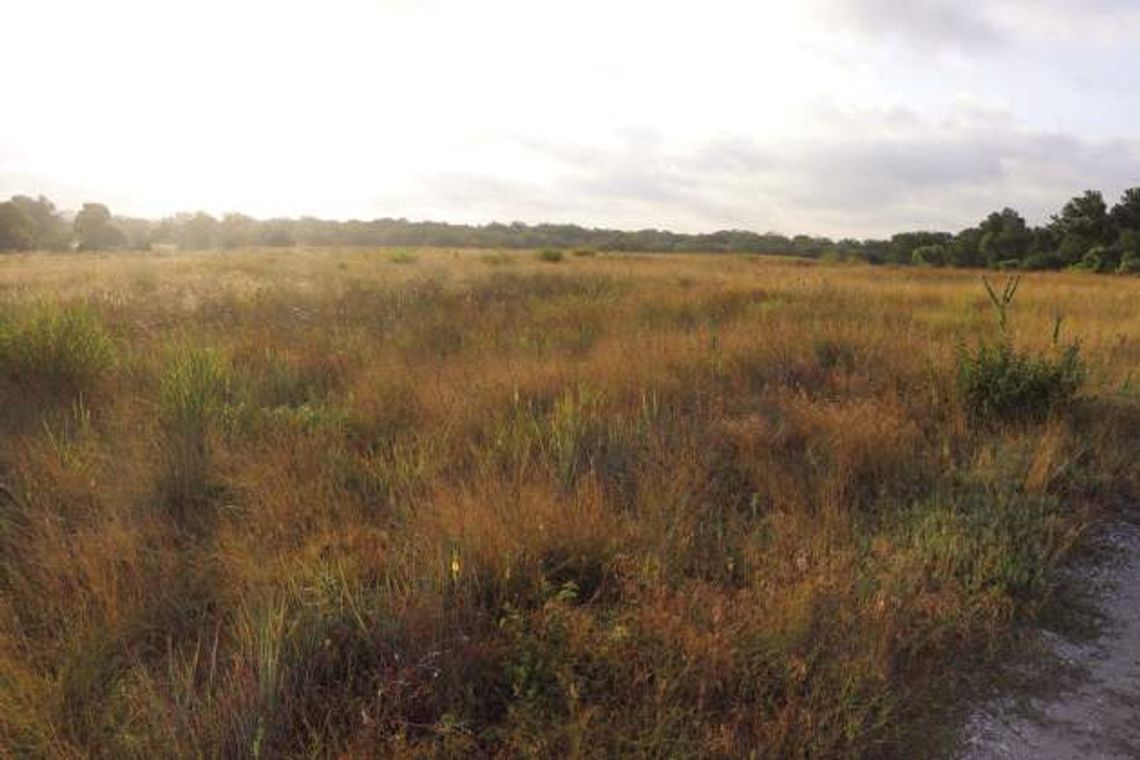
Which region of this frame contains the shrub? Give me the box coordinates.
[1118,253,1140,274]
[535,249,564,263]
[572,248,597,258]
[0,302,115,400]
[911,244,947,267]
[388,249,418,265]
[956,276,1084,423]
[957,340,1083,423]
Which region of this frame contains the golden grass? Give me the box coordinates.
[0,248,1138,757]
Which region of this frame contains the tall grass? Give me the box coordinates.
[0,247,1136,757]
[0,301,115,401]
[158,344,231,517]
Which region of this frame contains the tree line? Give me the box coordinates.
[1,189,1139,273]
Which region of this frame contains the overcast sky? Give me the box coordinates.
[4,0,1139,237]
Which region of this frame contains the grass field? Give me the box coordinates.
[1,248,1138,757]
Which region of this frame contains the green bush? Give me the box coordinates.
[957,276,1084,423]
[535,249,564,263]
[910,244,947,267]
[0,302,115,399]
[572,248,597,258]
[957,339,1084,423]
[1118,253,1140,274]
[388,249,418,265]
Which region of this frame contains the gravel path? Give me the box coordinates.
[961,520,1140,759]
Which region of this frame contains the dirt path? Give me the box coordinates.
[960,520,1140,759]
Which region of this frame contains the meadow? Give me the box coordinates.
[0,248,1138,758]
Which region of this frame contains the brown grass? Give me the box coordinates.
[0,248,1137,757]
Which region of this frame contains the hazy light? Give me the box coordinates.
[3,0,1139,235]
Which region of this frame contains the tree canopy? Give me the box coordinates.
[1,188,1140,275]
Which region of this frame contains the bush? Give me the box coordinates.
[957,339,1084,423]
[536,249,564,263]
[911,244,947,267]
[388,249,418,265]
[0,302,115,400]
[1118,253,1140,274]
[572,248,597,258]
[957,276,1084,423]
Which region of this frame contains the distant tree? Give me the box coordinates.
[1076,245,1118,273]
[1050,190,1111,265]
[948,227,984,268]
[1118,232,1140,274]
[1118,229,1140,259]
[178,212,219,250]
[1052,190,1110,240]
[219,213,257,249]
[1056,234,1091,268]
[74,203,126,251]
[115,217,155,250]
[859,239,891,265]
[791,234,824,257]
[260,222,295,248]
[0,201,35,251]
[10,195,68,249]
[911,244,948,267]
[978,208,1032,266]
[889,231,952,265]
[1110,187,1140,233]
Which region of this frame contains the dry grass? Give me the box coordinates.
[1,248,1138,757]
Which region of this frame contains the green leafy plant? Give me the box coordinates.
[957,276,1084,423]
[535,249,564,263]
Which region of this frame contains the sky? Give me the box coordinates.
[3,0,1140,238]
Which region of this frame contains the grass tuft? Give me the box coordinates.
[0,301,115,401]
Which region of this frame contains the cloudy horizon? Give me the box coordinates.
[4,0,1140,238]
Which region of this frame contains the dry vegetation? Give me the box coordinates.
[0,248,1138,758]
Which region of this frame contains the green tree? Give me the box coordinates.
[890,231,951,265]
[74,203,126,251]
[116,217,155,249]
[0,201,35,251]
[978,208,1032,266]
[260,222,295,247]
[948,227,984,268]
[1110,187,1140,233]
[219,213,256,249]
[178,212,219,250]
[911,244,948,267]
[10,195,68,249]
[1050,190,1110,265]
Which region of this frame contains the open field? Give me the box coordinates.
[1,248,1138,757]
